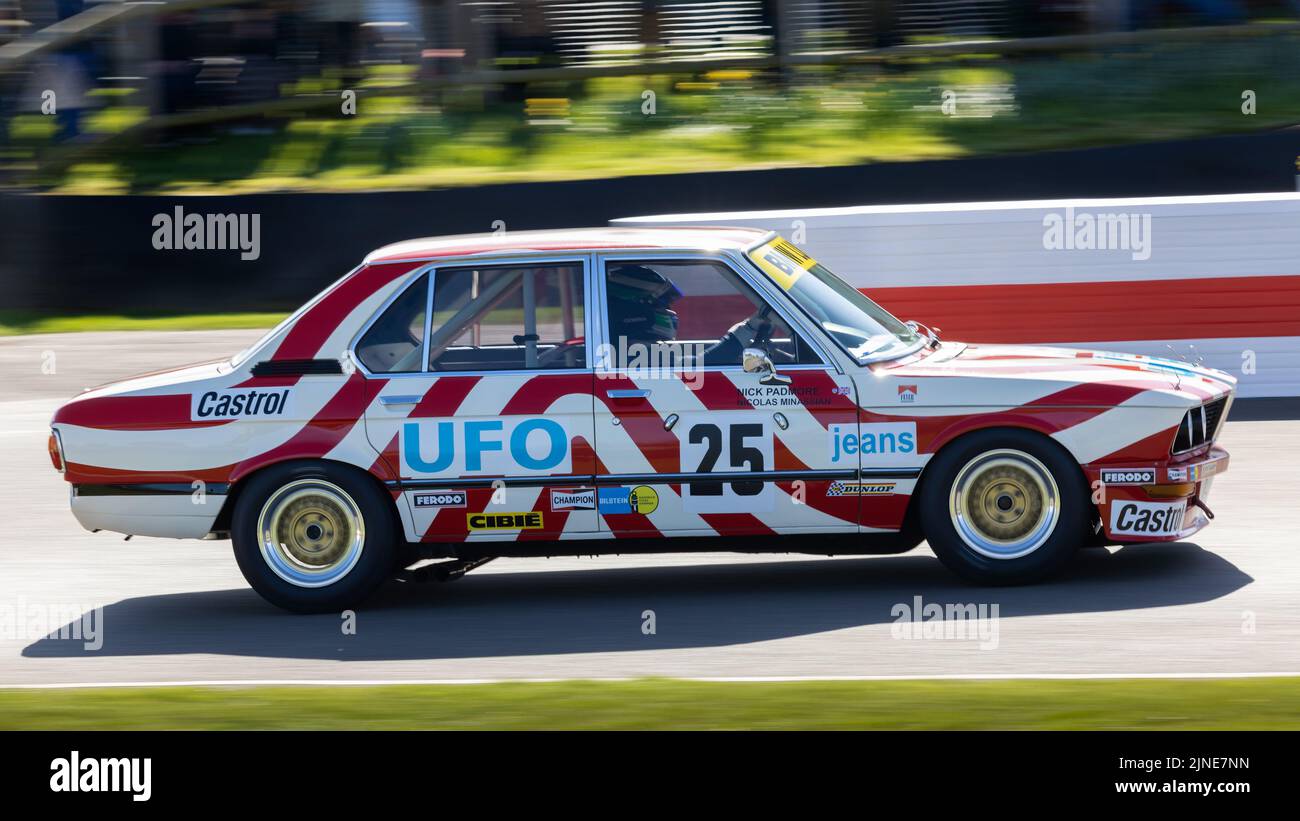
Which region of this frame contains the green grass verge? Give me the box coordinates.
[16,32,1300,195]
[0,311,283,336]
[2,678,1297,730]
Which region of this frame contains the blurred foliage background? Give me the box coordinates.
[2,0,1300,194]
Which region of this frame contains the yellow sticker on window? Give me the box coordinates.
[749,238,816,290]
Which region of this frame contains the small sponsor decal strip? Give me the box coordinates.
[550,488,596,511]
[1099,468,1155,485]
[411,490,467,508]
[827,480,897,497]
[466,511,544,531]
[1110,499,1187,536]
[598,486,659,515]
[1167,461,1218,483]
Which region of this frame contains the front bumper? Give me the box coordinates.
[1089,447,1228,543]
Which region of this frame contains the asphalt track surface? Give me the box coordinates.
[1,331,1298,686]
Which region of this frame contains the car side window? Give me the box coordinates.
[427,263,586,372]
[355,273,429,374]
[602,260,822,367]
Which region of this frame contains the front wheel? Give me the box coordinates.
[919,429,1089,585]
[231,461,398,612]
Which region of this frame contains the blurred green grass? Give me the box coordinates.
[2,677,1297,729]
[0,310,284,336]
[14,33,1300,195]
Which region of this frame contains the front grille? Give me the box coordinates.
[1173,396,1229,454]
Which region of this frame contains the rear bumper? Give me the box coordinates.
[70,486,225,539]
[1089,447,1228,543]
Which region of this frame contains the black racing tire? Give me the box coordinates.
[231,460,398,613]
[919,428,1089,585]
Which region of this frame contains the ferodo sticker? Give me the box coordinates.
[467,511,543,531]
[1099,469,1155,485]
[412,490,467,508]
[192,388,292,420]
[1110,499,1186,536]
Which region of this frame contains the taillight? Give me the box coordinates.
[48,430,65,473]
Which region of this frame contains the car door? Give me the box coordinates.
[590,253,860,537]
[357,256,598,544]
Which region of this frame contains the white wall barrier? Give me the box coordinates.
[616,193,1300,397]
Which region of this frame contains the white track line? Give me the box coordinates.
[3,672,1299,689]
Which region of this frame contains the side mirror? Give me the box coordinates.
[743,347,791,385]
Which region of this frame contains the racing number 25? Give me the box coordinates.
[687,422,764,496]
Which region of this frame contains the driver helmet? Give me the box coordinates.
[606,264,680,345]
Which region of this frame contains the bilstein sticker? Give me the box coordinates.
[467,512,543,531]
[598,486,659,515]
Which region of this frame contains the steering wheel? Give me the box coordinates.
[536,337,585,368]
[703,308,775,366]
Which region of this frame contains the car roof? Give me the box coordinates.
[363,226,771,264]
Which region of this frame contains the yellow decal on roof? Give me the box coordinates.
[749,238,816,290]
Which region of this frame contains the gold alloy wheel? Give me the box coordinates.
[948,449,1060,560]
[257,479,366,588]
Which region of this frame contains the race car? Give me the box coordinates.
[48,228,1235,612]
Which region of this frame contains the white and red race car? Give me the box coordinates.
[49,228,1234,611]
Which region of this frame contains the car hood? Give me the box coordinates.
[891,342,1236,409]
[74,359,233,401]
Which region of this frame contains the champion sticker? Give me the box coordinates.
[550,489,596,511]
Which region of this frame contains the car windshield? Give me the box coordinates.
[747,236,922,362]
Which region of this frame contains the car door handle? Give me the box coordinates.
[379,395,422,406]
[606,389,651,399]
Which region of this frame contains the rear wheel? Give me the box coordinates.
[232,461,397,612]
[920,429,1088,584]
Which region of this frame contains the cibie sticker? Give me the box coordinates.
[550,489,596,511]
[598,486,659,515]
[829,423,917,467]
[466,512,543,531]
[192,388,292,420]
[412,490,467,508]
[1109,499,1186,536]
[827,481,896,496]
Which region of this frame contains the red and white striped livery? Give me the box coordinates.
[48,228,1234,611]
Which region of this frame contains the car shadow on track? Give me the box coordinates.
[23,543,1251,662]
